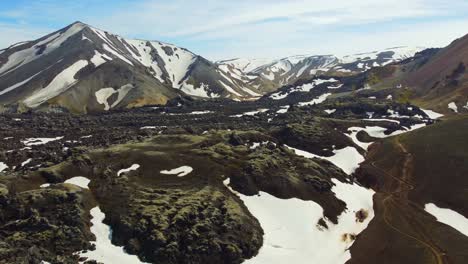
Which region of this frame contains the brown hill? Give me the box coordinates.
[404,34,468,112]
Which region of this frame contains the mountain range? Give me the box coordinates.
[0,20,468,264]
[0,22,424,113]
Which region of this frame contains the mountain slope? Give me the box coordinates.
[403,34,468,113]
[217,47,424,92]
[0,22,260,113]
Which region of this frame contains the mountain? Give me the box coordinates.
[217,47,424,92]
[0,22,261,113]
[402,34,468,113]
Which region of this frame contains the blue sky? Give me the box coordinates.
[1,0,468,60]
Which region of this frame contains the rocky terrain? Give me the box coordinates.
[0,87,440,264]
[1,22,468,264]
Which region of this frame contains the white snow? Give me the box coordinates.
[0,23,85,75]
[102,44,134,66]
[90,50,112,67]
[64,176,91,189]
[288,146,364,175]
[325,109,336,114]
[149,41,196,87]
[95,88,116,111]
[276,106,290,114]
[126,39,164,82]
[346,128,373,150]
[189,110,213,115]
[21,158,32,167]
[79,207,149,264]
[0,71,43,96]
[0,162,8,172]
[95,84,134,111]
[298,93,332,106]
[232,108,269,117]
[22,137,63,146]
[224,175,374,264]
[270,78,337,100]
[40,183,51,188]
[24,60,89,107]
[180,82,216,98]
[160,166,193,177]
[262,71,275,81]
[117,164,140,176]
[363,118,400,124]
[140,126,157,130]
[421,108,444,119]
[448,102,458,113]
[425,203,468,237]
[220,81,243,97]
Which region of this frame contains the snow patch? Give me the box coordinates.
[160,166,193,177]
[224,177,374,264]
[425,203,468,237]
[78,207,149,263]
[421,108,444,119]
[24,60,89,107]
[64,176,91,189]
[288,146,364,175]
[117,164,140,176]
[298,93,332,106]
[232,108,268,117]
[90,50,112,67]
[95,84,134,111]
[0,162,8,172]
[21,158,32,167]
[22,137,63,146]
[448,102,458,113]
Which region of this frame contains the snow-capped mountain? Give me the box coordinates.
[218,47,424,91]
[0,22,261,112]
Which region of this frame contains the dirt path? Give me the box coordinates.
[370,137,446,264]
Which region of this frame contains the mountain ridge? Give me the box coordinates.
[0,21,262,113]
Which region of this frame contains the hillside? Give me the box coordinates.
[402,34,468,113]
[0,22,262,113]
[350,115,468,264]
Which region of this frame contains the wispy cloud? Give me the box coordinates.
[0,0,467,59]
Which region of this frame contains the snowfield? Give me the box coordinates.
[160,166,193,177]
[425,203,468,237]
[286,146,364,178]
[224,175,374,264]
[78,207,149,264]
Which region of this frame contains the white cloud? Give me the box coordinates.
[0,0,467,60]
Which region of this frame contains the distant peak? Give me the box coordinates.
[71,21,86,26]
